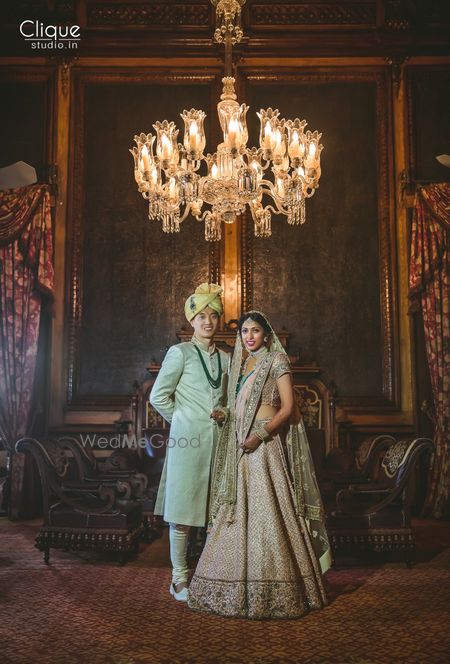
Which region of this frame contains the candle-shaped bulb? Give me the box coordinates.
[161,134,172,160]
[264,121,272,149]
[168,177,177,201]
[228,117,239,148]
[211,163,218,179]
[141,145,151,171]
[189,121,198,150]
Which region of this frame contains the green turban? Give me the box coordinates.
[184,283,223,322]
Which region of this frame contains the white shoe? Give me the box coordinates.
[169,583,188,602]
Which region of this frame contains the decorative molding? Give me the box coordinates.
[87,3,210,27]
[251,3,376,27]
[242,68,398,412]
[50,55,78,97]
[385,55,409,96]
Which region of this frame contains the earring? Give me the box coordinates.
[264,337,268,342]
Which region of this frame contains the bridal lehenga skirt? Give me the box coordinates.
[188,425,328,619]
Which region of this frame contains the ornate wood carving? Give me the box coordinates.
[241,68,398,412]
[385,55,408,96]
[240,210,254,312]
[384,0,411,32]
[251,3,376,27]
[87,3,210,27]
[209,240,221,286]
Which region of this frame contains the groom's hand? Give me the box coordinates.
[240,434,262,454]
[210,409,225,423]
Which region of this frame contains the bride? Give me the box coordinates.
[188,311,331,619]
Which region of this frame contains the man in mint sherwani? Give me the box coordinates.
[150,283,229,602]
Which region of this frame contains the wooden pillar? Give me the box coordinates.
[48,61,72,427]
[392,61,414,419]
[222,215,241,322]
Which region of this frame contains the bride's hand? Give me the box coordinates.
[240,434,261,454]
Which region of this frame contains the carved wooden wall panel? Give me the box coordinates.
[241,68,397,406]
[249,2,376,27]
[68,69,222,402]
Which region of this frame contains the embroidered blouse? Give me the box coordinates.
[260,352,292,408]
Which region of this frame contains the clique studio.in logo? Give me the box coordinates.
[19,20,80,50]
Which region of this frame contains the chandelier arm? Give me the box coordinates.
[260,179,285,205]
[177,204,193,224]
[260,184,289,216]
[264,202,289,217]
[194,209,211,222]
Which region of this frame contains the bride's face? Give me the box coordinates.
[241,318,265,352]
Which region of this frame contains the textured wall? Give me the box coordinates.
[409,68,450,180]
[247,80,382,397]
[0,81,47,169]
[78,82,212,395]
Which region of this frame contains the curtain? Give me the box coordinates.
[0,184,54,519]
[409,183,450,518]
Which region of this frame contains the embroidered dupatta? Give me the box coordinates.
[208,313,332,574]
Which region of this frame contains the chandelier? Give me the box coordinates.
[130,0,323,241]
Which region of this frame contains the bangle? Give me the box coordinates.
[254,426,271,442]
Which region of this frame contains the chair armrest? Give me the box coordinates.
[348,484,391,494]
[62,480,102,491]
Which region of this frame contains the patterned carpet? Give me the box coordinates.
[1,519,450,664]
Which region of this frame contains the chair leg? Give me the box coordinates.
[44,548,50,565]
[142,516,152,543]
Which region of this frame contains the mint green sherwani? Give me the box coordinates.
[150,339,229,527]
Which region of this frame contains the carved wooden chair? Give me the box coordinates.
[319,434,396,505]
[326,437,434,566]
[56,435,148,499]
[16,437,143,564]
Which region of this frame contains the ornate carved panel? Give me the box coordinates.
[67,68,222,405]
[250,2,376,27]
[87,3,210,27]
[241,68,398,410]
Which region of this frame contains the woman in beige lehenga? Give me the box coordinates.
[188,311,331,620]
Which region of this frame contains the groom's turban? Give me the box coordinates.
[184,283,224,321]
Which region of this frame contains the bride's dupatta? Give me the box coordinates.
[208,312,332,575]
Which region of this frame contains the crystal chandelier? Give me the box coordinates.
[130,0,323,241]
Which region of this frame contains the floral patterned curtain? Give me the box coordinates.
[0,185,54,519]
[409,183,450,518]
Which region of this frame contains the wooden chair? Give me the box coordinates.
[319,434,396,506]
[15,437,143,564]
[326,437,434,566]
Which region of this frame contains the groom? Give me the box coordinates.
[150,283,229,602]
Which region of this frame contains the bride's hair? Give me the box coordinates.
[238,311,272,337]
